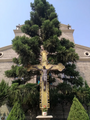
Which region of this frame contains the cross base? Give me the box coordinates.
[36,115,53,120]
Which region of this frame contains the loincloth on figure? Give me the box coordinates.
[42,75,47,82]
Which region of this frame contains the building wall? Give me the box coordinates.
[0,24,90,120]
[75,44,90,57]
[0,46,17,85]
[0,48,17,59]
[59,31,75,43]
[0,24,90,86]
[75,44,90,85]
[0,61,14,85]
[59,24,75,43]
[76,61,90,85]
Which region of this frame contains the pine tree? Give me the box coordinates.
[7,82,39,109]
[5,0,84,114]
[0,80,9,106]
[7,102,25,120]
[67,97,89,120]
[5,0,83,87]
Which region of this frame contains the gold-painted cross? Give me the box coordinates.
[27,50,65,112]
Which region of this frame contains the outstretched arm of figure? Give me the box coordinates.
[47,66,53,71]
[33,66,42,71]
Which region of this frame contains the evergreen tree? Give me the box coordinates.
[67,97,89,120]
[5,0,83,87]
[5,0,84,113]
[76,82,90,117]
[7,102,25,120]
[0,80,9,106]
[7,82,39,109]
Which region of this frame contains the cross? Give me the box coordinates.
[27,50,65,112]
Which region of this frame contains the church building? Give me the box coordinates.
[0,24,90,85]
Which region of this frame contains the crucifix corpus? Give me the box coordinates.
[27,50,65,113]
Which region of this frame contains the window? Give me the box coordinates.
[0,52,3,58]
[84,51,90,56]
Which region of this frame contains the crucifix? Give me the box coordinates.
[27,50,65,112]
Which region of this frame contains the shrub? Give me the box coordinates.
[67,97,89,120]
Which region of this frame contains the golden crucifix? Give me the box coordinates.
[27,50,65,112]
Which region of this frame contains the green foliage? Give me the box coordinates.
[5,65,34,84]
[67,97,89,120]
[0,80,9,106]
[5,0,82,88]
[62,63,83,87]
[57,82,72,95]
[75,82,90,115]
[7,102,25,120]
[7,83,39,107]
[22,83,39,110]
[50,88,59,110]
[12,36,41,65]
[5,35,41,84]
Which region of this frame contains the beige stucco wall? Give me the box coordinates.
[59,24,75,43]
[0,47,17,85]
[0,24,90,120]
[75,45,90,57]
[0,48,17,59]
[59,32,75,43]
[0,61,14,85]
[0,24,90,86]
[13,29,30,38]
[76,61,90,85]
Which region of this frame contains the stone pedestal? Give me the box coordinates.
[36,115,53,120]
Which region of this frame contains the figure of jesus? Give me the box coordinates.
[34,66,53,91]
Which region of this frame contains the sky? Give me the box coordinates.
[0,0,90,48]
